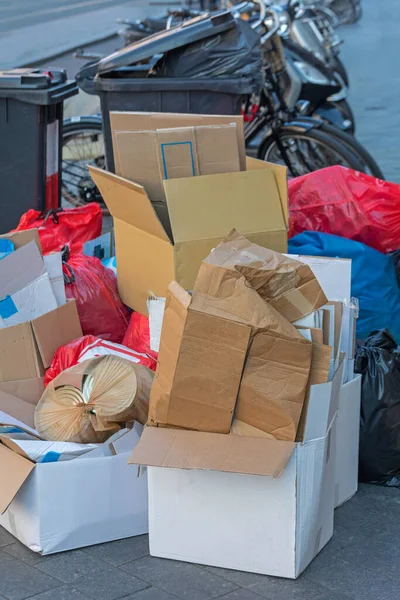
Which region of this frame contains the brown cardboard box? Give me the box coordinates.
[0,300,82,383]
[114,124,241,204]
[110,111,247,171]
[205,230,328,322]
[148,281,251,434]
[89,157,288,315]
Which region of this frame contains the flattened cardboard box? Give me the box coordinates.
[110,111,247,171]
[89,157,288,315]
[148,281,251,433]
[0,300,82,383]
[114,123,241,204]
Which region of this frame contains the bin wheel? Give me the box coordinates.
[62,116,108,214]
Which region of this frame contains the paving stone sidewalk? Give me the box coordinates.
[0,483,399,600]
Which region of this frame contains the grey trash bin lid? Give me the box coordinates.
[97,10,236,75]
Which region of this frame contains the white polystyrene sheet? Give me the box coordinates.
[334,376,361,508]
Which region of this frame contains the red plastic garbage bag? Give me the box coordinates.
[45,334,157,386]
[123,312,158,367]
[288,166,400,253]
[63,253,130,343]
[14,204,102,255]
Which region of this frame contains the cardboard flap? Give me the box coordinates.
[0,378,44,406]
[164,169,287,243]
[110,111,246,171]
[0,390,36,428]
[0,241,44,299]
[0,229,42,253]
[88,166,170,243]
[129,427,295,478]
[0,443,35,514]
[31,299,83,368]
[0,322,41,383]
[246,158,288,226]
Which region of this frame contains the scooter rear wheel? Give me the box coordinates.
[258,126,364,177]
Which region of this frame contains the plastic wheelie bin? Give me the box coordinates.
[0,68,78,233]
[77,11,261,171]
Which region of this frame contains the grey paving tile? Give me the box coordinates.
[338,536,400,581]
[121,556,238,600]
[0,528,15,548]
[2,541,45,565]
[26,587,91,600]
[202,565,326,600]
[120,588,177,600]
[0,551,61,600]
[72,563,148,600]
[303,553,400,600]
[82,535,149,566]
[327,526,368,554]
[214,590,264,600]
[313,594,355,600]
[334,496,396,539]
[35,549,106,583]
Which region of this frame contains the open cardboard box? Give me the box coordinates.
[130,359,343,579]
[0,228,82,382]
[0,418,148,555]
[0,299,82,382]
[89,157,288,316]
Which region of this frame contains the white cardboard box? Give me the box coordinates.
[335,375,362,508]
[130,362,343,579]
[0,424,148,555]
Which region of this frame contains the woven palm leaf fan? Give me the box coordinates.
[35,355,154,443]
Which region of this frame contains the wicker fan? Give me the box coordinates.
[35,355,154,443]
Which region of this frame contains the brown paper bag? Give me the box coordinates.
[148,281,251,433]
[235,332,313,441]
[204,229,327,322]
[193,262,304,340]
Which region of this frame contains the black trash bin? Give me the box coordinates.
[0,68,78,233]
[77,11,261,171]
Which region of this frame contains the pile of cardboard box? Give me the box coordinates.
[0,110,362,575]
[0,231,148,555]
[128,229,360,578]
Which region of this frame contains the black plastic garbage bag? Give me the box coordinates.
[152,19,263,93]
[355,329,400,486]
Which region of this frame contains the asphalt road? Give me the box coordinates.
[1,0,175,68]
[0,0,150,33]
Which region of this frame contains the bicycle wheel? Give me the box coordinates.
[62,116,106,211]
[258,126,364,177]
[316,121,384,179]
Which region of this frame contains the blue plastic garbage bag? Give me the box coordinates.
[288,231,400,342]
